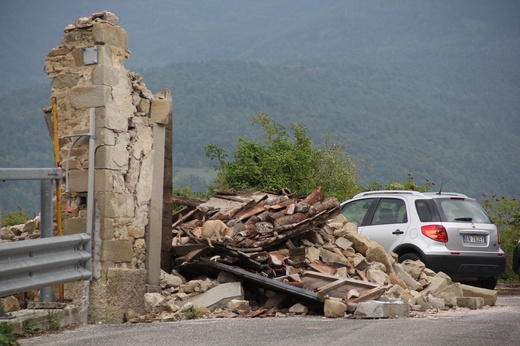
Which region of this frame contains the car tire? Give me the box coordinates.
[398,252,424,263]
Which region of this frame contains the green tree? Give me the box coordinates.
[366,174,435,192]
[205,113,359,201]
[482,195,520,281]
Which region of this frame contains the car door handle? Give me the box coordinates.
[392,229,404,235]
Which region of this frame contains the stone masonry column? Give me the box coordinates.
[44,11,171,323]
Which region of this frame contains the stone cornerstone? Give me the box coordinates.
[43,11,172,323]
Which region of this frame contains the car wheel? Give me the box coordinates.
[398,252,424,263]
[472,278,498,290]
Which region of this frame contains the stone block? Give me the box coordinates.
[96,45,113,66]
[52,73,80,89]
[324,299,347,318]
[401,259,425,279]
[94,169,126,193]
[92,64,120,86]
[69,85,111,108]
[150,98,171,124]
[96,106,130,133]
[289,303,309,315]
[424,275,450,295]
[427,296,446,310]
[95,142,129,171]
[1,296,20,312]
[63,217,87,235]
[106,268,147,322]
[342,230,371,256]
[177,282,243,309]
[137,97,151,114]
[366,242,393,272]
[353,300,410,319]
[437,283,464,307]
[320,248,349,266]
[335,237,353,250]
[101,239,134,262]
[97,192,135,218]
[228,299,251,314]
[69,169,125,193]
[305,246,320,262]
[457,297,484,310]
[92,23,128,51]
[101,218,115,240]
[393,263,422,291]
[460,284,498,306]
[95,127,116,146]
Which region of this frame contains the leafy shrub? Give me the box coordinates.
[482,195,520,281]
[0,209,28,227]
[206,113,359,201]
[0,322,19,346]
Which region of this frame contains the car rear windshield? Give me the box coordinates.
[433,198,492,224]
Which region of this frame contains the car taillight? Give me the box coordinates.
[422,225,448,242]
[497,229,501,244]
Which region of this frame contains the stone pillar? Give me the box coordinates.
[43,11,171,323]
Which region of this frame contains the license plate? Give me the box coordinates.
[463,235,486,244]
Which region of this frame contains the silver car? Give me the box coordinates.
[340,190,506,289]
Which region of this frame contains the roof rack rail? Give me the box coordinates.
[423,192,468,198]
[353,190,424,198]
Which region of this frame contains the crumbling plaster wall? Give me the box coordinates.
[44,11,170,323]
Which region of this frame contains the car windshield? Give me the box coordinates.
[434,198,492,224]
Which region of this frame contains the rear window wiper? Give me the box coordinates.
[454,217,473,222]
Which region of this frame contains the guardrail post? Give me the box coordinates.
[40,178,54,302]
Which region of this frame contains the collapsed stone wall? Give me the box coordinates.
[43,11,171,323]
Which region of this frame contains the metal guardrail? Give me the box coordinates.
[0,233,92,297]
[0,167,92,299]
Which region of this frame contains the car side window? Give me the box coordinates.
[415,200,433,222]
[341,198,374,225]
[370,198,407,225]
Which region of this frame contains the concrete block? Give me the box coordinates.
[177,282,243,309]
[353,300,410,319]
[150,98,171,124]
[92,23,128,51]
[101,239,134,262]
[69,85,111,108]
[457,297,484,310]
[460,284,498,306]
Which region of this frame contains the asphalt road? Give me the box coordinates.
[19,294,520,346]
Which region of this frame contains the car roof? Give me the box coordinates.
[351,190,469,199]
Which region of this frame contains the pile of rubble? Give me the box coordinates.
[1,187,499,320]
[132,187,499,321]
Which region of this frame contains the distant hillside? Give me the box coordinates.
[1,0,519,93]
[1,56,519,213]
